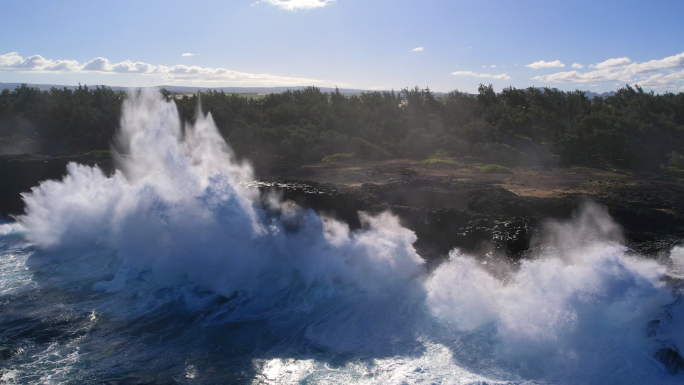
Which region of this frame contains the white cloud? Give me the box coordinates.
[257,0,335,11]
[532,69,624,83]
[412,47,424,52]
[0,52,331,86]
[526,60,565,69]
[182,53,195,57]
[623,52,684,74]
[490,65,496,68]
[571,63,584,69]
[82,57,108,71]
[631,69,684,89]
[0,52,81,72]
[532,51,684,90]
[590,57,631,69]
[452,71,512,80]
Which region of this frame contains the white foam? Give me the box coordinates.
[0,223,23,236]
[425,211,678,383]
[670,246,684,272]
[252,340,518,385]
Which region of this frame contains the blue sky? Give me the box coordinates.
[1,0,683,93]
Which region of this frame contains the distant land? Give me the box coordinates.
[0,82,618,98]
[583,90,617,99]
[0,83,384,95]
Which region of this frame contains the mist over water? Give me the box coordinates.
[1,90,683,384]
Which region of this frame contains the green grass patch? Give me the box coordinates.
[430,149,453,158]
[661,166,684,177]
[421,158,457,167]
[85,150,114,157]
[321,153,354,163]
[480,164,513,174]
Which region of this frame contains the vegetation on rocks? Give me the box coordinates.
[480,164,513,174]
[321,153,354,163]
[421,158,457,167]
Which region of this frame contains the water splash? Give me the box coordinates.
[1,90,682,384]
[17,89,426,313]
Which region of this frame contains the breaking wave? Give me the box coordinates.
[0,90,682,384]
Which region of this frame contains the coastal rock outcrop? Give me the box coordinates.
[0,153,115,218]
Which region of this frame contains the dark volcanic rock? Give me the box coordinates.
[245,178,536,259]
[247,179,368,229]
[467,188,579,218]
[0,153,116,218]
[362,176,684,257]
[367,205,534,259]
[1,156,683,258]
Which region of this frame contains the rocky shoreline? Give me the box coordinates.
[246,176,683,260]
[2,152,684,374]
[0,153,115,219]
[2,153,683,258]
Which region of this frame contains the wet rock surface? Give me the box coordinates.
[243,175,683,260]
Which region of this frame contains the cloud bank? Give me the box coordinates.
[0,52,330,86]
[412,47,425,52]
[257,0,335,11]
[452,71,511,80]
[526,60,565,69]
[532,51,684,89]
[590,57,631,69]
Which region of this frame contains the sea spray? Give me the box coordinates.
[18,89,426,314]
[425,205,679,382]
[1,90,682,383]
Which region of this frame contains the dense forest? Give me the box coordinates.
[1,83,684,172]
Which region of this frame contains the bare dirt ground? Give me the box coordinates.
[287,157,670,200]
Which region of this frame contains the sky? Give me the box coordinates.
[1,0,684,93]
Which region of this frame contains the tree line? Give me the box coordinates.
[1,83,684,171]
